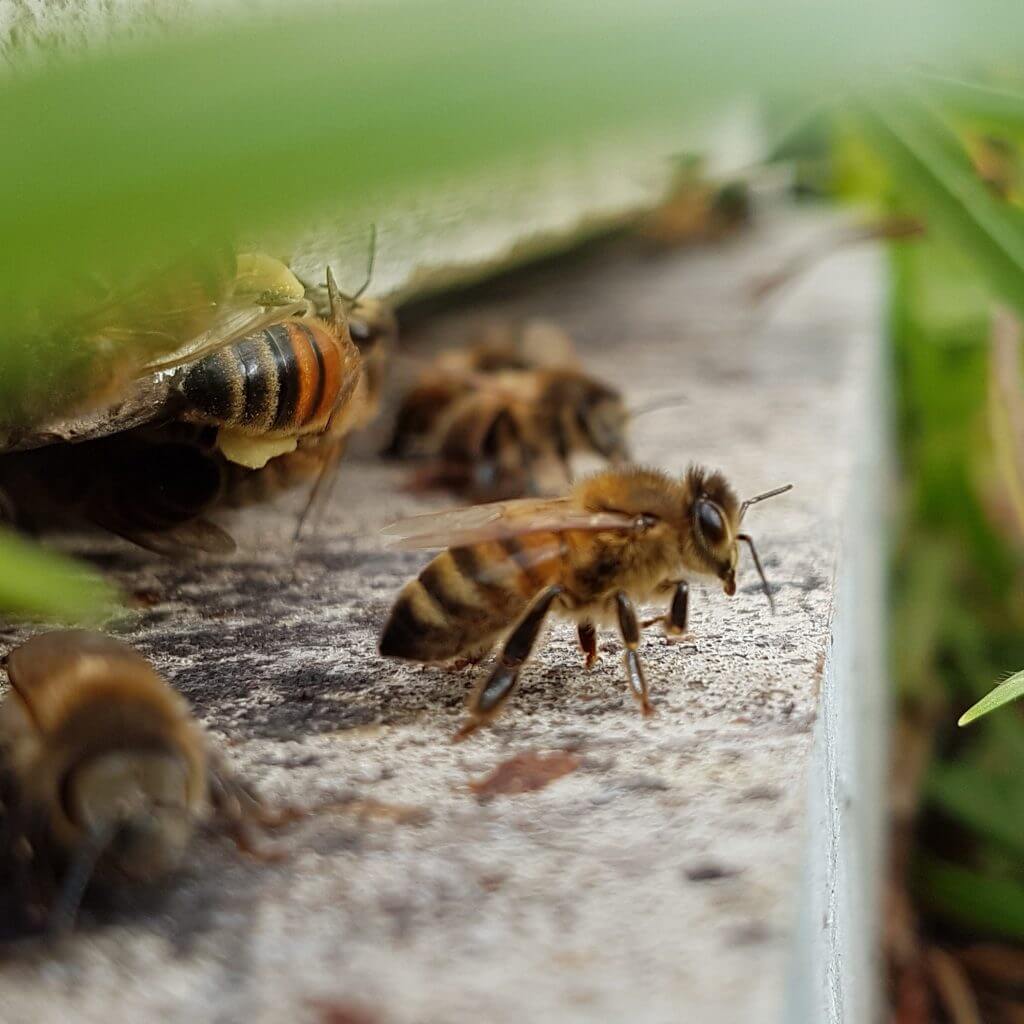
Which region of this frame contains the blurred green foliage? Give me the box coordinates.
[853,79,1024,937]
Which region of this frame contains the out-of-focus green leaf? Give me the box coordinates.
[0,529,118,623]
[918,857,1024,938]
[858,91,1024,322]
[927,761,1024,851]
[959,670,1024,725]
[0,0,1022,338]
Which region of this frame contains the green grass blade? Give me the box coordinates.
[0,529,118,623]
[858,90,1024,322]
[918,857,1024,938]
[923,74,1024,134]
[959,670,1024,725]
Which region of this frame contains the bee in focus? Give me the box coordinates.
[379,465,791,738]
[385,320,629,501]
[0,265,369,553]
[168,266,364,470]
[0,631,270,938]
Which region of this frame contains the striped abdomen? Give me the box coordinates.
[176,319,359,437]
[380,533,564,663]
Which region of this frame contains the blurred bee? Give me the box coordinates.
[638,156,751,248]
[386,321,629,501]
[0,631,269,939]
[970,133,1021,201]
[380,465,791,738]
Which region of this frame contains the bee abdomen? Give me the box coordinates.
[177,321,345,436]
[380,541,558,662]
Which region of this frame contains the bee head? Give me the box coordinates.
[685,466,741,591]
[577,384,630,461]
[66,750,196,881]
[685,466,792,612]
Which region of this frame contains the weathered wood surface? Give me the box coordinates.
[0,212,880,1024]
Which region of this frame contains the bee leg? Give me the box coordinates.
[451,645,492,671]
[615,591,655,717]
[209,761,294,861]
[665,580,689,637]
[577,622,598,669]
[455,585,564,741]
[642,581,690,638]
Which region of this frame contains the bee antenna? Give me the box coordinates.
[627,393,691,420]
[349,224,377,303]
[324,267,349,333]
[739,483,793,521]
[47,820,119,940]
[737,533,776,615]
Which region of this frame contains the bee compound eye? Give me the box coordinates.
[696,499,726,546]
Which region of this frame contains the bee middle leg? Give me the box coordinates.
[455,585,564,740]
[616,591,654,717]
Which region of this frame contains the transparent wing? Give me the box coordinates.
[381,497,637,550]
[142,299,312,373]
[111,518,238,558]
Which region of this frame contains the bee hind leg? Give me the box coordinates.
[455,585,564,741]
[615,591,655,717]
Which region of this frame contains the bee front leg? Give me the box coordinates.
[665,580,689,637]
[615,591,654,717]
[456,585,564,741]
[208,760,297,861]
[642,581,689,639]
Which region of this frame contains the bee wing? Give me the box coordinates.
[141,299,312,373]
[109,519,238,558]
[381,497,637,550]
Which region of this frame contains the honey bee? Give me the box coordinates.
[386,321,628,500]
[379,465,791,738]
[0,267,368,553]
[0,630,267,937]
[165,267,364,470]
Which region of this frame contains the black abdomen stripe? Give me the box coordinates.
[236,336,275,428]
